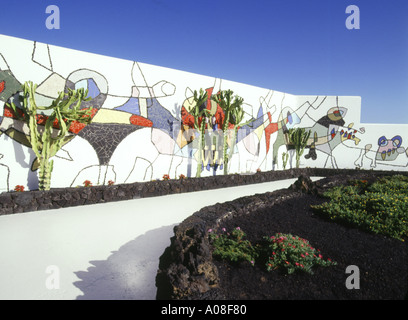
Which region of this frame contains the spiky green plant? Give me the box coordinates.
[191,89,209,177]
[212,90,250,175]
[288,127,311,168]
[282,151,289,170]
[228,98,253,169]
[9,81,93,190]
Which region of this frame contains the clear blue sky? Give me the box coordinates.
[1,0,407,124]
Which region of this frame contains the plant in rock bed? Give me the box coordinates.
[312,175,408,241]
[14,185,25,192]
[83,180,92,187]
[209,227,258,265]
[263,233,336,275]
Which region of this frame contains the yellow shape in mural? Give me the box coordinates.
[92,109,132,124]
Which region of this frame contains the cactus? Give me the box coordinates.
[282,151,289,170]
[288,127,311,168]
[228,97,253,170]
[9,81,93,190]
[191,89,209,177]
[212,90,250,175]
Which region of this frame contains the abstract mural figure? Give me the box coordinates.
[354,135,408,168]
[376,135,405,161]
[302,106,364,168]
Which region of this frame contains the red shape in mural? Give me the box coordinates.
[181,87,227,130]
[3,104,99,134]
[0,81,5,94]
[181,106,195,128]
[264,112,279,153]
[129,114,153,127]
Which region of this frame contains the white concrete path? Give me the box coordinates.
[0,178,321,300]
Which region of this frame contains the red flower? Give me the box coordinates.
[14,185,24,192]
[83,180,92,187]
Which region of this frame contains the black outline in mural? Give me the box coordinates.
[0,53,11,71]
[31,41,53,72]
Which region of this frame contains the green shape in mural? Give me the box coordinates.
[0,70,22,102]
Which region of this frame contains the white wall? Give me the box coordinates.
[0,34,407,192]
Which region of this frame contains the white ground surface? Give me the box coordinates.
[0,178,322,300]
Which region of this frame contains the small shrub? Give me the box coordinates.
[179,174,186,180]
[312,175,408,241]
[162,174,170,180]
[263,233,336,275]
[108,180,115,186]
[209,227,257,265]
[209,228,337,275]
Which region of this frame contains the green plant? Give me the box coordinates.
[190,89,210,178]
[287,128,311,168]
[209,227,257,265]
[209,228,337,275]
[227,97,253,170]
[263,233,336,275]
[312,175,408,241]
[212,90,251,175]
[282,151,289,170]
[9,81,93,190]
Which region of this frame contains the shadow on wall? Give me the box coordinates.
[73,224,177,300]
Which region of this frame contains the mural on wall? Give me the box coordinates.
[0,34,407,192]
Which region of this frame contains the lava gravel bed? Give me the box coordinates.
[212,192,408,300]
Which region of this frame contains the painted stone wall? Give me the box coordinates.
[0,34,407,192]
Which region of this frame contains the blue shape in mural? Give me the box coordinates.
[87,78,100,99]
[116,97,141,115]
[146,98,178,137]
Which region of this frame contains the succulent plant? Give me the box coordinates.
[212,90,251,175]
[9,81,93,190]
[191,89,210,177]
[288,127,311,168]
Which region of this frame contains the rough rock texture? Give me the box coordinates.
[0,168,374,216]
[156,171,408,300]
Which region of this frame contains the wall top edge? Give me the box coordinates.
[0,33,360,99]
